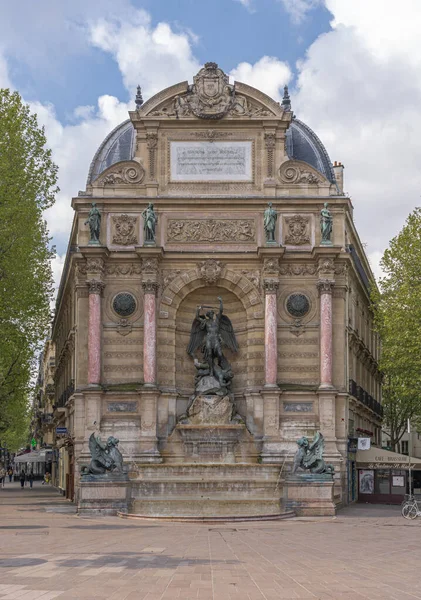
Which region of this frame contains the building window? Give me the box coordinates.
[401,441,409,455]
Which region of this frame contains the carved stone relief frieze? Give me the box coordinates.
[284,215,311,246]
[262,257,280,275]
[167,219,255,243]
[318,258,335,276]
[96,161,145,186]
[112,214,138,246]
[106,263,142,276]
[279,264,317,276]
[141,257,159,274]
[279,161,323,185]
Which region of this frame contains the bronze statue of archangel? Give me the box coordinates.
[187,296,238,380]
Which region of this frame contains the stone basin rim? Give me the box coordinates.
[117,511,295,523]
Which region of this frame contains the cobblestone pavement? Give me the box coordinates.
[1,482,421,600]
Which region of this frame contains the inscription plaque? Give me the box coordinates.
[283,402,313,413]
[107,401,138,412]
[170,141,252,181]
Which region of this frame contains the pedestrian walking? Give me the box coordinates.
[28,471,34,489]
[0,467,5,488]
[20,470,26,488]
[8,467,13,483]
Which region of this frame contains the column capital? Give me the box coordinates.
[317,279,334,296]
[263,279,279,295]
[87,279,105,295]
[142,280,159,295]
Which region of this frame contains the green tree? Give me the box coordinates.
[372,207,421,451]
[0,89,58,449]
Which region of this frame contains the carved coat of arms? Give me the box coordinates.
[178,63,235,120]
[112,214,138,246]
[284,215,311,246]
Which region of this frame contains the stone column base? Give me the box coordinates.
[284,474,335,516]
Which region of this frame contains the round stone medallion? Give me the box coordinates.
[112,292,137,317]
[286,293,310,318]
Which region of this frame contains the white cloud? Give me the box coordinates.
[33,95,129,244]
[277,0,323,23]
[234,0,255,12]
[292,0,421,275]
[89,9,201,101]
[230,56,292,102]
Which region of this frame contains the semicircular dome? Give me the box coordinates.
[87,85,336,186]
[87,120,136,186]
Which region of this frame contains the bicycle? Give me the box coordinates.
[401,497,421,519]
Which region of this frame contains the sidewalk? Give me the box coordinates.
[0,483,420,599]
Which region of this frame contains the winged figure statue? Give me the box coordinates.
[292,431,334,475]
[81,433,124,475]
[187,296,238,379]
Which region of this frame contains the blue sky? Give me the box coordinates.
[1,0,421,285]
[5,0,332,123]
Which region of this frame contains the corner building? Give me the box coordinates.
[52,64,382,511]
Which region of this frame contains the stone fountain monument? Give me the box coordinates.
[176,297,245,463]
[125,295,286,519]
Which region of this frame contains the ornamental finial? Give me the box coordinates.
[281,84,291,111]
[135,85,143,109]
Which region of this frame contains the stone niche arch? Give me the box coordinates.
[156,269,264,394]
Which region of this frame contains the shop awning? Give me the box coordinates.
[356,447,421,469]
[14,450,50,464]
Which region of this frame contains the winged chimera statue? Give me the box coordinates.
[292,432,334,475]
[81,433,124,475]
[187,296,238,386]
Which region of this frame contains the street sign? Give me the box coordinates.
[56,427,68,435]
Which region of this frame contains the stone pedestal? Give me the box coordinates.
[78,473,131,516]
[138,388,162,464]
[284,474,335,516]
[176,424,245,463]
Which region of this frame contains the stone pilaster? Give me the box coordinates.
[317,278,334,390]
[142,280,159,386]
[87,279,104,385]
[263,279,279,387]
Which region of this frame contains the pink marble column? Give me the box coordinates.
[142,281,158,386]
[318,279,334,389]
[87,280,104,385]
[264,280,279,387]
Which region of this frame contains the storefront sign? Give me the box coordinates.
[392,475,405,487]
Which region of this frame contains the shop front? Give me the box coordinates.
[356,447,421,504]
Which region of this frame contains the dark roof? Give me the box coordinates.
[87,120,135,185]
[286,119,336,184]
[87,116,337,186]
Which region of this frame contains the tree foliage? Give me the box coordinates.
[372,207,421,450]
[0,89,58,448]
